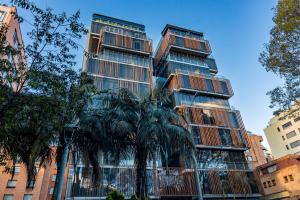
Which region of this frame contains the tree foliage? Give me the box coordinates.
[0,0,88,184]
[259,0,300,117]
[81,88,194,198]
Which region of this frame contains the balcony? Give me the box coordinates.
[154,32,211,66]
[66,166,259,199]
[166,71,234,99]
[168,33,211,56]
[90,26,152,56]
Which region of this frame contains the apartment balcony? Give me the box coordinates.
[176,106,250,149]
[89,26,152,56]
[166,71,234,99]
[168,33,211,56]
[154,32,211,66]
[66,166,260,199]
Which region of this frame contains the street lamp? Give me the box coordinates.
[56,122,78,200]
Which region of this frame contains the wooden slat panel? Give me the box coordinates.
[200,127,221,146]
[208,171,221,194]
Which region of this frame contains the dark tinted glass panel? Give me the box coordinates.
[282,121,292,129]
[228,112,239,128]
[220,81,229,95]
[205,79,214,92]
[175,36,184,47]
[119,64,134,80]
[182,75,191,88]
[290,140,300,148]
[203,110,215,125]
[218,128,233,146]
[104,32,114,45]
[133,39,142,50]
[286,131,297,139]
[139,83,149,97]
[238,131,247,147]
[247,172,259,193]
[103,78,118,91]
[200,42,206,51]
[191,126,201,145]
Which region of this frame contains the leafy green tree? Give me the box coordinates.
[259,0,300,117]
[0,0,88,185]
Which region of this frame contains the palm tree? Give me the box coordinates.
[106,88,195,199]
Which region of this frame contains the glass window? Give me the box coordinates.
[228,112,239,128]
[205,79,214,92]
[294,116,300,122]
[26,180,35,188]
[181,75,190,88]
[12,166,21,173]
[286,145,290,150]
[284,176,288,183]
[272,179,276,186]
[220,81,229,95]
[175,36,184,47]
[282,136,285,140]
[263,182,267,188]
[289,174,294,181]
[0,11,6,22]
[13,31,19,49]
[23,194,32,200]
[6,180,17,188]
[282,121,292,130]
[238,131,247,147]
[49,187,54,194]
[290,140,300,149]
[191,126,201,145]
[277,127,280,132]
[119,64,134,80]
[218,128,233,146]
[199,42,207,51]
[133,39,141,50]
[286,130,297,139]
[52,174,57,181]
[267,181,271,187]
[267,165,277,173]
[3,195,13,200]
[203,110,215,125]
[103,78,118,91]
[104,32,115,45]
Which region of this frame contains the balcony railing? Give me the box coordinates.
[154,32,211,67]
[168,33,211,56]
[99,27,152,55]
[167,71,234,99]
[66,166,259,199]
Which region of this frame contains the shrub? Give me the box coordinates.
[106,190,124,200]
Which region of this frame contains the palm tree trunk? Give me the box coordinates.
[136,148,148,199]
[192,152,203,200]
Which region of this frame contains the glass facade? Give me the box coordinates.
[85,15,152,97]
[154,25,259,199]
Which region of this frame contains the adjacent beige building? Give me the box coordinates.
[264,113,300,159]
[255,154,300,200]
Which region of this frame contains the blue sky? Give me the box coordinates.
[15,0,280,148]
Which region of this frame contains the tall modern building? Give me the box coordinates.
[82,14,153,96]
[154,25,260,199]
[264,112,300,159]
[66,15,262,199]
[66,14,154,199]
